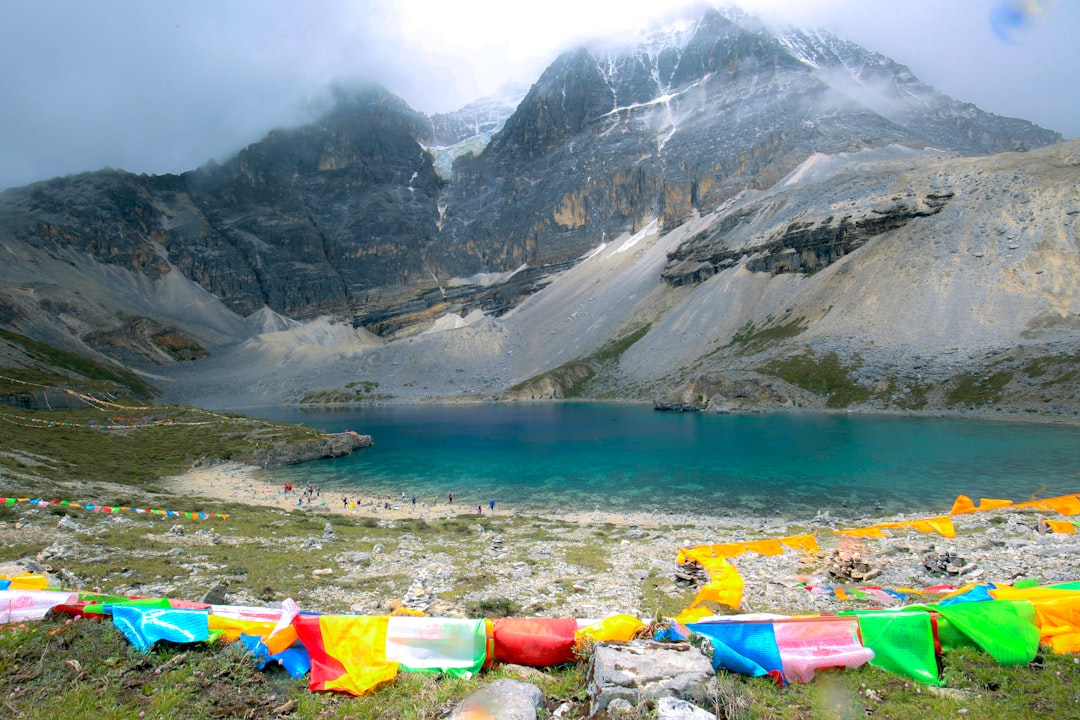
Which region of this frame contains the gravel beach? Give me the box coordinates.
[160,462,1080,620]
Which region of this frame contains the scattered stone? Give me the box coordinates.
[586,641,716,717]
[922,546,976,576]
[312,568,333,576]
[323,522,336,541]
[57,515,87,532]
[448,679,543,720]
[551,701,574,718]
[657,696,716,720]
[827,538,882,582]
[0,559,60,587]
[401,580,435,612]
[12,557,47,575]
[674,560,707,586]
[36,542,65,561]
[59,568,81,589]
[167,524,184,536]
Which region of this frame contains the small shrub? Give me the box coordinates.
[467,597,521,618]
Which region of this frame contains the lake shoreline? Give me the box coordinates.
[162,457,1080,623]
[242,396,1080,428]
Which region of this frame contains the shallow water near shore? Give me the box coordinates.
[245,404,1080,519]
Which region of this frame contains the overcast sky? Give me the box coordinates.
[1,0,1076,191]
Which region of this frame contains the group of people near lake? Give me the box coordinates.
[284,482,321,507]
[281,478,501,517]
[328,490,498,516]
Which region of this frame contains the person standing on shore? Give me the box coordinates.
[488,499,495,513]
[448,492,453,505]
[477,505,482,515]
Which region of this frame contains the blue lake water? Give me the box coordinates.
[244,404,1080,519]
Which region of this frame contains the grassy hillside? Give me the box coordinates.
[3,334,1080,719]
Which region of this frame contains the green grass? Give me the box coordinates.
[640,573,700,620]
[466,597,522,618]
[0,617,588,720]
[729,316,809,354]
[298,380,385,404]
[0,327,158,398]
[563,544,613,572]
[873,376,932,410]
[0,405,325,487]
[589,324,651,365]
[4,612,1077,719]
[761,350,870,408]
[506,324,651,398]
[945,370,1015,406]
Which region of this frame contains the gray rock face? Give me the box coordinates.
[0,8,1062,370]
[662,191,954,286]
[586,641,716,717]
[448,678,544,720]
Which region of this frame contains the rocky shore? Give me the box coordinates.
[4,461,1073,624]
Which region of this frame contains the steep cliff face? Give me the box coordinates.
[435,9,1060,285]
[179,86,444,317]
[154,140,1080,415]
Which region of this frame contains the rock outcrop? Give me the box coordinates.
[586,641,717,717]
[252,432,372,468]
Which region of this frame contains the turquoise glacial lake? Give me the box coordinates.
[246,404,1080,519]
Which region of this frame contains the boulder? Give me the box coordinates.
[448,678,544,720]
[0,559,61,587]
[657,696,716,720]
[586,640,716,717]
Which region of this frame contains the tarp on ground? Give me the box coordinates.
[293,614,399,696]
[110,606,210,653]
[490,617,578,667]
[576,614,646,644]
[677,534,819,610]
[991,585,1080,653]
[385,616,486,676]
[0,589,78,622]
[1,573,50,590]
[238,633,311,678]
[772,617,874,683]
[922,599,1040,666]
[1013,494,1080,516]
[842,609,942,686]
[686,619,784,680]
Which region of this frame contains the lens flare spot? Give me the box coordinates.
[991,0,1048,44]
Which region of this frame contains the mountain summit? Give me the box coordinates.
[1,8,1075,414]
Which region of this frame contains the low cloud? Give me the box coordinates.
[0,0,1075,191]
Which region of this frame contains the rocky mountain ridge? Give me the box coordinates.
[0,8,1075,414]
